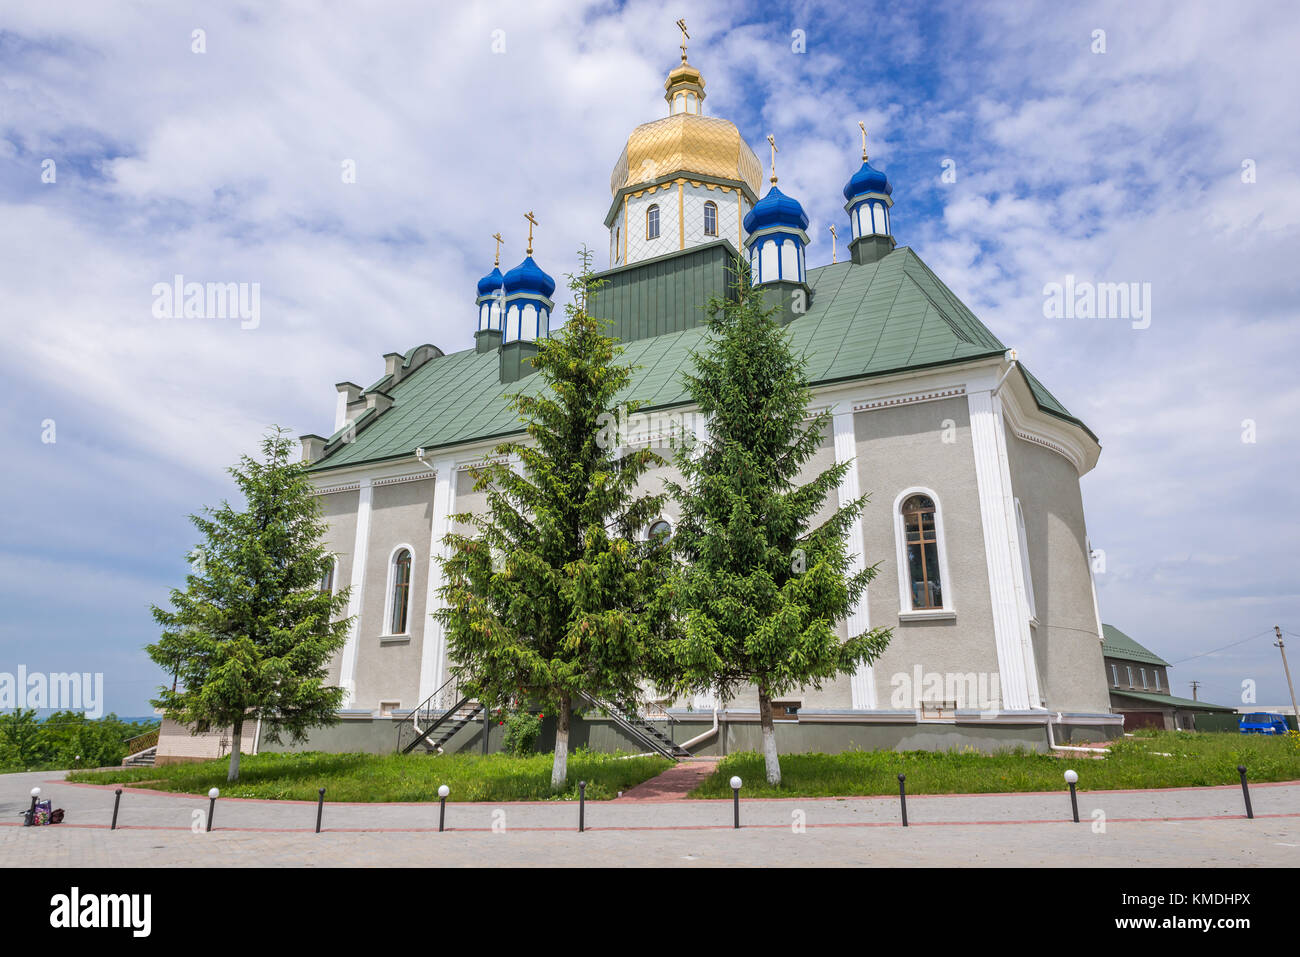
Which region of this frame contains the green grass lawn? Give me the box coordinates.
[690,731,1300,798]
[66,750,671,802]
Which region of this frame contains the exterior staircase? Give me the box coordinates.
[122,746,157,768]
[395,676,692,760]
[396,675,485,755]
[582,694,691,759]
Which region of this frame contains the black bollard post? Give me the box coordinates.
[316,788,326,833]
[1064,770,1080,822]
[730,776,742,829]
[898,774,908,827]
[25,788,39,827]
[1238,765,1254,819]
[206,788,218,832]
[111,788,123,831]
[438,784,449,832]
[578,781,586,833]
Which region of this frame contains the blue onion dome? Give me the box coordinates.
[476,266,504,297]
[502,256,555,298]
[843,158,891,200]
[743,185,810,234]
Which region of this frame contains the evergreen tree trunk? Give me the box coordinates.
[551,694,571,792]
[227,719,243,783]
[757,686,781,786]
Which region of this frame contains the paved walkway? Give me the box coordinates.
[2,770,1296,866]
[615,758,719,801]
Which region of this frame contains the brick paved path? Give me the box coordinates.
[615,758,719,801]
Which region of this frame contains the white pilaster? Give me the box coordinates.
[417,457,457,703]
[833,406,876,710]
[688,412,719,712]
[338,476,373,708]
[992,393,1043,706]
[967,391,1032,710]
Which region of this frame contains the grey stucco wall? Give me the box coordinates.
[1005,434,1111,713]
[316,389,1111,722]
[352,477,433,712]
[256,713,1115,757]
[318,489,358,688]
[853,398,1002,708]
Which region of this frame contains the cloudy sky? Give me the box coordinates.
[2,0,1297,715]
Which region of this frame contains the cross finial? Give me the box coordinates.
[524,211,538,256]
[676,18,689,63]
[766,134,779,184]
[858,121,868,161]
[491,232,503,267]
[828,224,838,264]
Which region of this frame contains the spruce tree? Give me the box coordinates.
[657,262,892,785]
[438,250,668,791]
[147,427,350,782]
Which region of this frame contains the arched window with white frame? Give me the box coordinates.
[384,545,414,635]
[703,201,718,237]
[646,204,660,240]
[647,518,672,544]
[893,488,954,616]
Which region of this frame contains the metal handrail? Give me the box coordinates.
[396,673,470,754]
[123,728,160,754]
[642,699,677,744]
[580,693,687,759]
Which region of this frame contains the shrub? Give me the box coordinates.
[501,710,543,755]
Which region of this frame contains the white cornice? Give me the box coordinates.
[998,373,1100,476]
[372,471,433,488]
[852,385,966,413]
[308,355,1100,483]
[312,481,360,496]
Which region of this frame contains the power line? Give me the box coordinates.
[1169,629,1274,665]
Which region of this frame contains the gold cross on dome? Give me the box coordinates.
[676,18,689,62]
[858,121,868,161]
[766,134,779,184]
[524,211,538,256]
[491,232,503,267]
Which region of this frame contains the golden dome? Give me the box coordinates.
[610,113,763,199]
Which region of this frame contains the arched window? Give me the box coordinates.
[388,548,412,634]
[902,494,942,609]
[893,489,952,615]
[646,204,660,240]
[648,519,672,542]
[703,201,718,237]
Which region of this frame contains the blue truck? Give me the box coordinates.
[1239,712,1290,734]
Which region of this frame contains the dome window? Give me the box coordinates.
[704,200,717,236]
[646,204,660,240]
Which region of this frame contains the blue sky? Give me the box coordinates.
[2,0,1298,715]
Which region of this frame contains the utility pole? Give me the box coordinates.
[1189,681,1199,701]
[1276,626,1299,725]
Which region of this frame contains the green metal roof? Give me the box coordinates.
[1110,689,1236,712]
[310,246,1093,472]
[1101,624,1171,667]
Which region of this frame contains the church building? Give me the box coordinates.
[292,39,1120,756]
